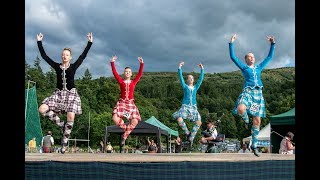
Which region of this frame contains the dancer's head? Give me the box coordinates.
[245,53,255,66]
[61,48,72,64]
[123,67,132,80]
[187,75,194,85]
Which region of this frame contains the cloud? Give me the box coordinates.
[25,0,295,79]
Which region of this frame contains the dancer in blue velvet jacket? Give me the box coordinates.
[172,61,204,149]
[229,34,275,157]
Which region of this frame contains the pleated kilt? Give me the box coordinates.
[172,104,201,122]
[112,98,141,121]
[232,87,266,118]
[42,88,82,114]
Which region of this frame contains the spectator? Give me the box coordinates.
[28,137,37,153]
[147,137,158,153]
[41,131,54,153]
[174,136,182,153]
[238,143,250,153]
[134,145,143,154]
[279,132,295,154]
[106,142,113,153]
[199,120,218,145]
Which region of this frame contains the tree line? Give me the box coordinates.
[25,57,295,150]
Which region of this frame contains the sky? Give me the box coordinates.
[25,0,295,79]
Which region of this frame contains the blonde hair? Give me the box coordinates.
[63,47,72,55]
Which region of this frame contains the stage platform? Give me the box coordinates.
[25,153,295,180]
[25,152,295,162]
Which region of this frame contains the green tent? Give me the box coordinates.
[145,116,179,137]
[270,108,295,125]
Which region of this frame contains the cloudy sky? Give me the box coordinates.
[25,0,295,79]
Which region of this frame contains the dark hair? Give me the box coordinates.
[125,67,131,70]
[207,120,216,126]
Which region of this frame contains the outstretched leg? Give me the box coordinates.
[61,112,75,154]
[250,116,261,157]
[188,120,202,143]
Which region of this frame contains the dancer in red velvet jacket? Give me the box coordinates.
[110,55,144,146]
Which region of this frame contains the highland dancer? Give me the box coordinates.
[37,32,93,154]
[110,55,144,147]
[172,61,204,150]
[229,34,275,157]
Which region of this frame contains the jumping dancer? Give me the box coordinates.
[229,34,275,157]
[37,32,93,154]
[110,55,144,147]
[172,61,204,150]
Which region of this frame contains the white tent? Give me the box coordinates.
[242,123,271,142]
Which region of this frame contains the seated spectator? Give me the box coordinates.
[199,120,218,145]
[147,137,158,153]
[106,142,113,153]
[134,145,143,154]
[238,143,250,153]
[279,132,295,154]
[175,136,182,153]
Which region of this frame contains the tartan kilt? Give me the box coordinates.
[42,88,82,114]
[232,87,266,118]
[172,104,201,122]
[112,99,141,121]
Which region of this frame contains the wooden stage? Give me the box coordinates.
[25,152,295,162]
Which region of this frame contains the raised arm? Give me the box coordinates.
[195,63,204,89]
[178,61,186,88]
[133,57,144,82]
[110,55,122,83]
[73,32,93,69]
[257,36,275,69]
[229,34,246,70]
[36,33,57,68]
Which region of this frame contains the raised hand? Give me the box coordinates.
[110,55,117,62]
[37,33,43,41]
[87,32,93,42]
[179,61,184,68]
[267,35,275,43]
[230,34,237,43]
[138,57,144,63]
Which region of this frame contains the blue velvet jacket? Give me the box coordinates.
[178,67,204,105]
[229,42,275,89]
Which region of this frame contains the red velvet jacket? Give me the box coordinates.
[111,61,144,100]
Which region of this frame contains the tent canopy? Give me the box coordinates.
[145,116,179,137]
[243,123,271,142]
[104,121,169,153]
[270,108,295,125]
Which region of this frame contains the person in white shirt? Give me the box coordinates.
[279,132,295,154]
[238,143,250,153]
[199,120,218,144]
